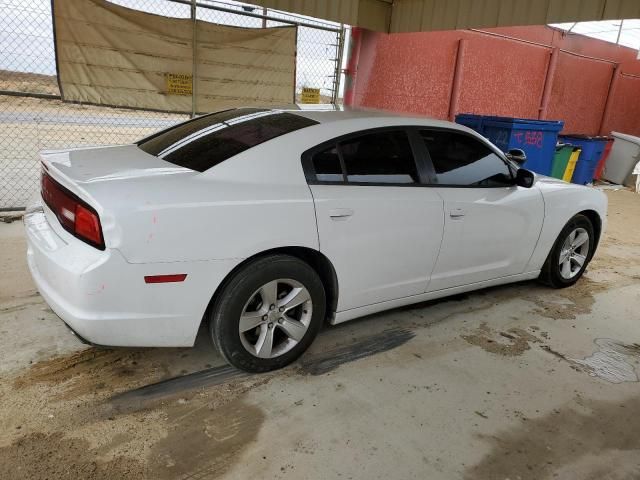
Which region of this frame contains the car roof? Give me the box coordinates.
[264,105,472,132]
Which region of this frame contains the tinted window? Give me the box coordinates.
[420,130,513,186]
[312,146,343,182]
[138,108,318,172]
[339,131,418,184]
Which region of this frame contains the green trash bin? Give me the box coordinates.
[551,143,574,179]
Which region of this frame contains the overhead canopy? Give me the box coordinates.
[251,0,640,33]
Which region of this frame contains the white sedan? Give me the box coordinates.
[25,108,607,372]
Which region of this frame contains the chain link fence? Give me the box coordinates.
[0,0,344,210]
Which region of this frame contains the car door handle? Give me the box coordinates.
[449,208,466,218]
[329,208,354,220]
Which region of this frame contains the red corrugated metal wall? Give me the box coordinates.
[349,25,640,137]
[601,74,640,135]
[353,31,460,117]
[545,52,614,134]
[456,35,549,119]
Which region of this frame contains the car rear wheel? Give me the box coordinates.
[539,214,594,288]
[209,254,325,372]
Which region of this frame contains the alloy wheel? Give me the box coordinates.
[239,278,313,359]
[558,227,590,280]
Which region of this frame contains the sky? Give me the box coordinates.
[550,19,640,53]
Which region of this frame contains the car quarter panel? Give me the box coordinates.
[25,208,238,346]
[68,142,321,264]
[525,177,608,272]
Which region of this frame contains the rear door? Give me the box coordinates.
[304,128,445,312]
[419,128,545,291]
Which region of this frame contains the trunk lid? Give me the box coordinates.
[40,144,191,186]
[39,144,197,247]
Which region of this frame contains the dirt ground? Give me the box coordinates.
[0,189,639,479]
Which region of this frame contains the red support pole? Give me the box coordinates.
[539,47,559,120]
[448,38,466,121]
[343,27,362,107]
[599,63,621,136]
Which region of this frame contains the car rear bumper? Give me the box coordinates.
[24,209,239,347]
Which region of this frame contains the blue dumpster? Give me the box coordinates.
[558,135,608,185]
[454,113,485,134]
[482,116,564,175]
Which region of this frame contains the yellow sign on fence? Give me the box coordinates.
[301,87,320,104]
[165,73,193,96]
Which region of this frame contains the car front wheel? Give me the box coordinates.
[209,254,326,372]
[540,214,595,288]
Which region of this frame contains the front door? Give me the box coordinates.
[417,128,545,291]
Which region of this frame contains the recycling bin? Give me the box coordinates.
[454,114,485,133]
[601,132,640,186]
[593,137,614,181]
[551,143,574,179]
[558,135,608,185]
[563,147,582,182]
[482,116,564,175]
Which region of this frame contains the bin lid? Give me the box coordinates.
[611,131,640,147]
[560,134,610,141]
[483,116,564,130]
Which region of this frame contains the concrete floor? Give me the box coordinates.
[0,189,639,480]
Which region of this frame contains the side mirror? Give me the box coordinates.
[506,148,527,166]
[516,168,535,188]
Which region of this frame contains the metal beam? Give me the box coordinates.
[245,0,640,34]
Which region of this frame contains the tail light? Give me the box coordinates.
[41,171,105,250]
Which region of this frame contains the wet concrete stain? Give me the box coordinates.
[12,347,178,399]
[539,338,640,383]
[465,396,640,480]
[462,322,540,356]
[299,328,416,375]
[110,364,249,410]
[572,338,640,383]
[111,328,416,409]
[528,277,608,320]
[148,398,265,480]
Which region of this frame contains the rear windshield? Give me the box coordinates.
[137,108,318,172]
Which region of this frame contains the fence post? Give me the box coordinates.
[332,25,346,105]
[343,27,362,106]
[191,0,198,117]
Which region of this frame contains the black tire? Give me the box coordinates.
[539,214,595,288]
[209,254,325,373]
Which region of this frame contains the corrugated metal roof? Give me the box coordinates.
[250,0,640,33]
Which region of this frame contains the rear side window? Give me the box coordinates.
[138,108,318,172]
[309,130,418,184]
[420,130,513,187]
[341,131,418,184]
[313,146,343,182]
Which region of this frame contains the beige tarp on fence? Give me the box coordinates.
[53,0,297,112]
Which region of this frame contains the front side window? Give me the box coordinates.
[339,131,418,184]
[420,130,513,187]
[138,108,318,172]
